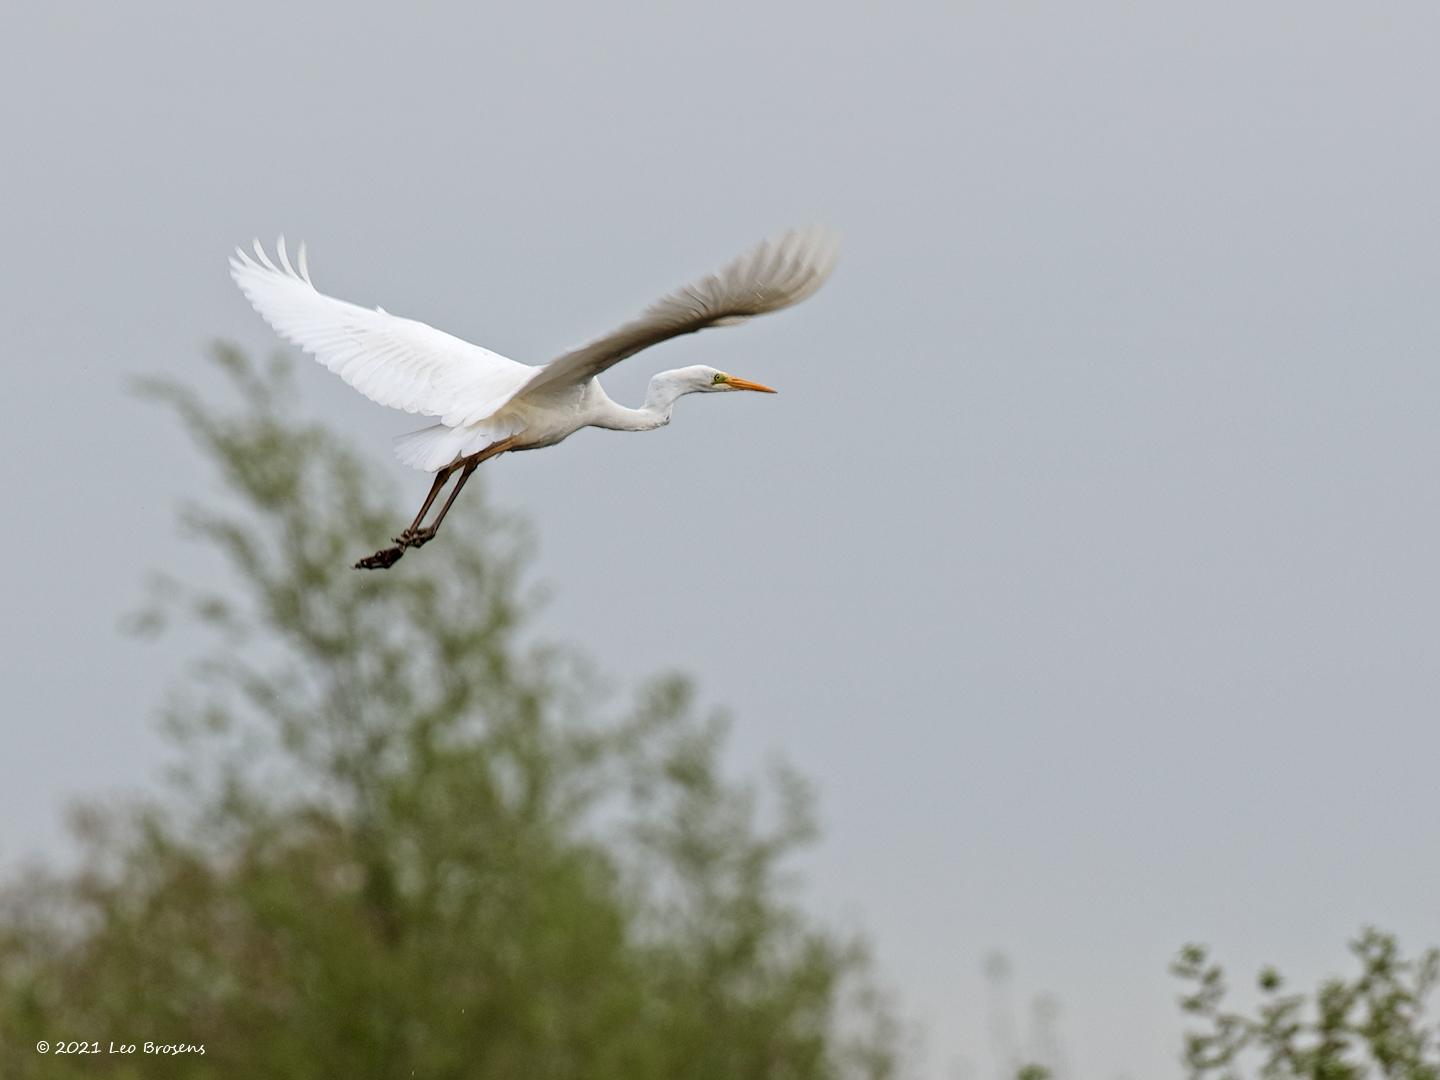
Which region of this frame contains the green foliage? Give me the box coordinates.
[0,347,899,1080]
[1174,929,1440,1080]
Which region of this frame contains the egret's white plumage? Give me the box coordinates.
[229,238,533,428]
[229,228,839,566]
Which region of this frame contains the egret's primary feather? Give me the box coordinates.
[229,238,532,428]
[520,227,839,398]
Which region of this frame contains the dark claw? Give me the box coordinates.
[354,546,405,570]
[356,524,439,569]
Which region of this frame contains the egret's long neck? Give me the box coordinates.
[591,372,691,432]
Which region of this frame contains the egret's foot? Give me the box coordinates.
[394,527,438,550]
[355,545,405,570]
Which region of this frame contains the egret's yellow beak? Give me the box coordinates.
[725,375,777,394]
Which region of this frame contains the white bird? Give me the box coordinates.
[230,228,839,568]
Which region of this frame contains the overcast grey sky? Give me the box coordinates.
[5,3,1440,1076]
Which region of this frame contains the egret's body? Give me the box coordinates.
[230,229,838,567]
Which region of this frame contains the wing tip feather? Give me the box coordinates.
[231,237,313,289]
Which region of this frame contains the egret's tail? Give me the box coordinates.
[393,419,522,472]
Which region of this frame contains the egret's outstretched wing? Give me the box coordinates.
[230,239,534,427]
[519,227,839,398]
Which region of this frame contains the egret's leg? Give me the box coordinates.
[354,466,456,570]
[353,438,517,570]
[405,460,478,549]
[396,464,460,544]
[354,466,455,570]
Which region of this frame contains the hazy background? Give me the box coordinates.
[5,3,1440,1076]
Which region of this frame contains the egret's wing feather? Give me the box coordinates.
[230,239,534,427]
[520,227,839,397]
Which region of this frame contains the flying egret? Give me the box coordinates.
[230,228,839,569]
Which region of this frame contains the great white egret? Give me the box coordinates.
[230,228,839,569]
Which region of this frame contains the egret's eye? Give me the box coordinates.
[713,372,727,385]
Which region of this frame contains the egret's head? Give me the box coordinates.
[677,365,777,394]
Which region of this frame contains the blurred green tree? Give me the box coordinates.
[1173,928,1440,1080]
[0,348,900,1080]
